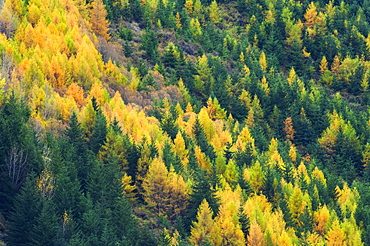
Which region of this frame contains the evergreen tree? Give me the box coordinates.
[0,95,42,213]
[141,29,158,61]
[6,175,42,246]
[193,118,215,161]
[65,112,94,190]
[90,98,107,154]
[186,170,220,230]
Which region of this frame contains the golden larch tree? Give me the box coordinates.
[209,0,220,24]
[283,117,296,141]
[247,220,264,246]
[304,2,318,28]
[90,0,110,40]
[189,199,216,246]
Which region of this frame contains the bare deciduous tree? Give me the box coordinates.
[6,145,28,189]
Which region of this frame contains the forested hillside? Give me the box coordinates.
[0,0,370,245]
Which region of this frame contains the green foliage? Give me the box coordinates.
[141,29,158,61]
[4,0,370,244]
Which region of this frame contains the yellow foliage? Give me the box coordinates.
[267,138,285,170]
[190,18,202,38]
[232,125,256,155]
[335,183,359,218]
[37,159,55,199]
[143,158,169,214]
[325,219,347,246]
[320,56,329,75]
[311,166,327,185]
[210,120,232,152]
[88,81,109,106]
[314,205,330,235]
[259,76,270,95]
[223,160,239,188]
[259,51,267,73]
[239,89,252,109]
[289,144,297,163]
[90,0,110,40]
[56,94,78,121]
[283,117,296,140]
[205,97,226,120]
[244,161,265,194]
[175,12,182,29]
[304,2,318,28]
[362,143,370,169]
[214,200,245,246]
[66,82,85,108]
[184,0,194,15]
[331,55,341,75]
[194,146,212,172]
[209,0,220,24]
[174,131,188,159]
[318,111,359,158]
[198,107,216,141]
[247,220,264,246]
[121,173,137,201]
[189,199,215,246]
[243,194,272,225]
[306,232,326,246]
[287,67,296,86]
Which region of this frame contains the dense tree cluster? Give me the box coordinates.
[0,0,370,245]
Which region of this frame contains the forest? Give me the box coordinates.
[0,0,370,245]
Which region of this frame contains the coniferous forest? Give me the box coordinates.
[1,0,370,244]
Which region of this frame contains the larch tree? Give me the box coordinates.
[189,199,216,246]
[90,0,110,40]
[143,158,170,215]
[283,117,296,141]
[304,2,318,28]
[209,0,220,24]
[247,220,264,246]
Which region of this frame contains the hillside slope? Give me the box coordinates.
[0,0,370,245]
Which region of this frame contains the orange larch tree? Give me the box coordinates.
[90,0,110,40]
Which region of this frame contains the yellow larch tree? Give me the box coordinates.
[335,183,359,218]
[283,117,296,141]
[331,55,341,75]
[209,0,220,24]
[320,56,329,75]
[304,2,318,28]
[325,219,347,246]
[189,199,216,246]
[259,76,270,96]
[175,12,182,29]
[259,51,268,73]
[143,158,170,215]
[232,124,257,156]
[267,138,285,170]
[198,108,216,141]
[166,168,190,220]
[314,205,330,235]
[362,143,370,170]
[184,0,194,16]
[190,18,202,38]
[66,82,86,108]
[223,159,239,188]
[247,220,264,246]
[214,200,245,246]
[194,146,212,172]
[288,185,310,227]
[193,0,202,17]
[173,131,189,168]
[205,97,226,120]
[244,161,265,194]
[90,0,110,40]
